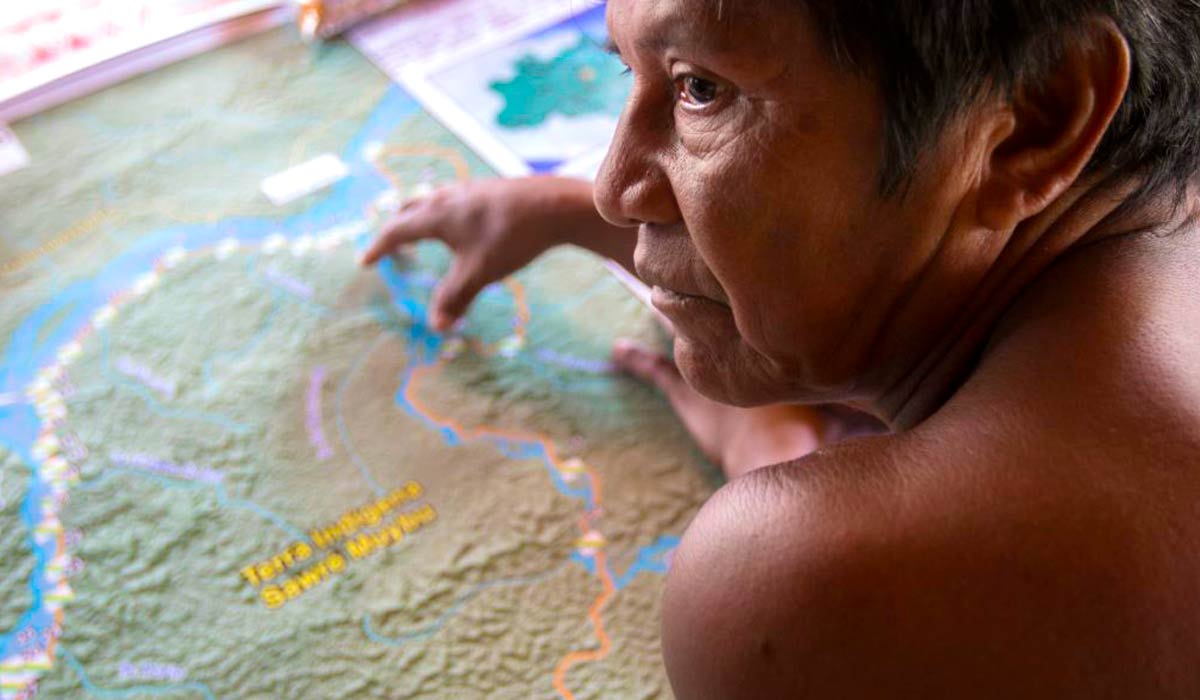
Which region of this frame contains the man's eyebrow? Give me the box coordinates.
[605,36,675,58]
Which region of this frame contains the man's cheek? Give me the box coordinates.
[677,111,753,161]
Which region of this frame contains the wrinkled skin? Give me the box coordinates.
[365,0,1200,695]
[597,0,911,408]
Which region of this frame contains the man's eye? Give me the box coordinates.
[677,75,719,107]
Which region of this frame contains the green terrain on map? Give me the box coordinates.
[490,35,630,129]
[0,28,715,700]
[0,452,31,637]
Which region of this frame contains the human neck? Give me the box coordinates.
[869,179,1199,431]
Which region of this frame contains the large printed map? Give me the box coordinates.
[0,27,715,699]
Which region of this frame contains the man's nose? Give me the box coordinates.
[594,90,680,228]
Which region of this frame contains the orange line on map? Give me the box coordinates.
[505,279,531,345]
[505,279,530,327]
[404,351,616,696]
[404,361,560,455]
[46,609,64,659]
[397,279,615,698]
[581,465,603,517]
[370,145,473,195]
[0,210,112,276]
[459,279,530,358]
[551,494,614,700]
[552,554,616,700]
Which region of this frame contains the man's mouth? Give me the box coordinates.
[650,285,723,314]
[652,285,701,303]
[637,261,726,307]
[634,228,731,307]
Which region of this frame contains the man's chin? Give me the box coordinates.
[673,337,782,409]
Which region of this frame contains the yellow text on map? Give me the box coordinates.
[309,481,424,549]
[238,485,437,610]
[259,551,348,610]
[345,503,437,559]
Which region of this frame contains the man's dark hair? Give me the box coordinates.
[799,0,1200,203]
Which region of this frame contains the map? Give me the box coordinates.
[0,26,715,700]
[398,3,627,177]
[488,32,629,130]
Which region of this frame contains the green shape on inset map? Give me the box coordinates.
[490,35,630,129]
[0,26,714,700]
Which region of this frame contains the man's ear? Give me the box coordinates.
[976,18,1131,231]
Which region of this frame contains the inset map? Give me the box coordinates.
[402,3,628,176]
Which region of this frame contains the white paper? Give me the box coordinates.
[0,124,30,177]
[348,0,585,78]
[0,1,289,123]
[261,154,349,206]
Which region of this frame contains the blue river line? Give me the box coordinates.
[77,468,309,543]
[612,534,681,591]
[361,562,571,647]
[60,648,217,700]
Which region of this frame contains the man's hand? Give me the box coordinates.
[361,176,628,332]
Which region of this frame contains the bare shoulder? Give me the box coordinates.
[659,233,1200,698]
[662,417,1200,698]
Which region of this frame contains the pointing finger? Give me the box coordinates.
[430,257,487,332]
[360,210,439,266]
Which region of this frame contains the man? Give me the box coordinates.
[364,0,1200,695]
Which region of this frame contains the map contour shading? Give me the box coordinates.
[0,28,715,700]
